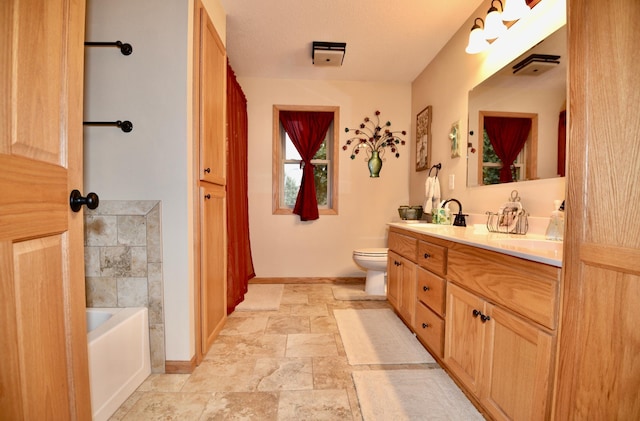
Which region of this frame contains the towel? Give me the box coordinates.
[423,176,441,212]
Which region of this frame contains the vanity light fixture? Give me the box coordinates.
[465,18,490,54]
[465,0,532,54]
[483,0,507,40]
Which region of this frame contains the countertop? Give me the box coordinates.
[388,221,563,267]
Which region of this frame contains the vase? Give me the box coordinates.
[368,151,382,177]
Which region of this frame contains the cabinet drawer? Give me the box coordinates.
[416,267,446,316]
[388,231,417,261]
[417,240,446,275]
[414,301,444,358]
[448,248,559,329]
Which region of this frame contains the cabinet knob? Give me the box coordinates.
[204,167,211,173]
[423,252,431,259]
[422,323,429,329]
[472,309,481,318]
[480,314,491,323]
[204,194,211,200]
[394,260,401,266]
[423,285,430,292]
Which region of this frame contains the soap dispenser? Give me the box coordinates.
[545,200,564,241]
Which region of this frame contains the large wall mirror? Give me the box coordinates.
[467,25,567,187]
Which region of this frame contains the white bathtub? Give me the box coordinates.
[87,307,151,421]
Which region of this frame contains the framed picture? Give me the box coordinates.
[450,120,461,158]
[416,105,432,171]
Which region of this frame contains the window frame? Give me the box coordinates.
[272,104,339,216]
[477,111,538,185]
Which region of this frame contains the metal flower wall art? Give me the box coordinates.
[342,110,407,178]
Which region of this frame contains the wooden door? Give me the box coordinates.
[554,0,640,419]
[444,283,485,395]
[481,304,554,421]
[196,0,226,185]
[398,255,416,325]
[200,185,226,354]
[386,251,402,308]
[0,0,90,419]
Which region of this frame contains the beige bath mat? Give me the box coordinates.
[235,284,283,311]
[353,369,484,420]
[332,284,386,301]
[333,309,435,365]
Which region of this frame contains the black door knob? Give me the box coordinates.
[69,190,99,212]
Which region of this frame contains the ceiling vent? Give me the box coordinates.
[312,41,346,67]
[512,54,560,76]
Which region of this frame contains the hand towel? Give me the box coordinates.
[423,176,441,212]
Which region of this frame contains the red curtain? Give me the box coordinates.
[226,62,255,314]
[557,110,566,177]
[279,111,333,221]
[484,116,532,182]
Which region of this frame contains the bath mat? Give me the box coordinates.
[333,309,435,365]
[235,284,284,311]
[353,369,484,420]
[332,284,386,301]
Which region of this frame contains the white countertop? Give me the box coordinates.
[388,221,563,268]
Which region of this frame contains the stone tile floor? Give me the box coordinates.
[108,283,438,420]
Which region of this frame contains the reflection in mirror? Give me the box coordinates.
[467,25,566,187]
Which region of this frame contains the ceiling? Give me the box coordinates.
[219,0,485,83]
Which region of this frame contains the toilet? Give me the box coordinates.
[352,248,389,295]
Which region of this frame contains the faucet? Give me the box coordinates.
[442,199,467,227]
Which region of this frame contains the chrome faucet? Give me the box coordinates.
[442,198,467,227]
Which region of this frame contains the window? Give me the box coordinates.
[272,105,339,215]
[478,112,538,185]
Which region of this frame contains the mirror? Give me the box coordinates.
[467,25,567,187]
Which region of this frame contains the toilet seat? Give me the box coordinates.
[353,248,388,257]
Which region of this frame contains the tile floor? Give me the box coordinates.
[108,283,440,420]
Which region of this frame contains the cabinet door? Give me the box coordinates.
[445,283,486,395]
[481,304,555,421]
[387,251,402,308]
[200,184,227,354]
[197,3,226,185]
[398,255,416,326]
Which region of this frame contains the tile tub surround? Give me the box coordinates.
[84,200,165,373]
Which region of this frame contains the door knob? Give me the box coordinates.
[69,189,99,212]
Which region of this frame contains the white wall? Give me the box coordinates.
[239,78,411,277]
[410,0,567,217]
[85,0,226,362]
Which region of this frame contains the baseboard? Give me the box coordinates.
[250,277,365,284]
[165,356,197,374]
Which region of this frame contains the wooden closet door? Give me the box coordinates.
[554,0,640,419]
[0,0,91,418]
[200,185,226,354]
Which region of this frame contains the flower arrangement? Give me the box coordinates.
[342,110,407,160]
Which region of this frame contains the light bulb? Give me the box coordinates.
[501,0,531,22]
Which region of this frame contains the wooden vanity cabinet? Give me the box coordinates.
[445,243,560,421]
[388,226,561,420]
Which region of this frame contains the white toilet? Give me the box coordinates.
[352,248,389,295]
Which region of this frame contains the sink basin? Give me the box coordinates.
[493,238,563,252]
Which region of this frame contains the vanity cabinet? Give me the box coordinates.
[388,225,561,420]
[445,243,560,421]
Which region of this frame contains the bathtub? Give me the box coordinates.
[87,307,151,421]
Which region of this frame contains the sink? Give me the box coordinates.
[493,238,563,252]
